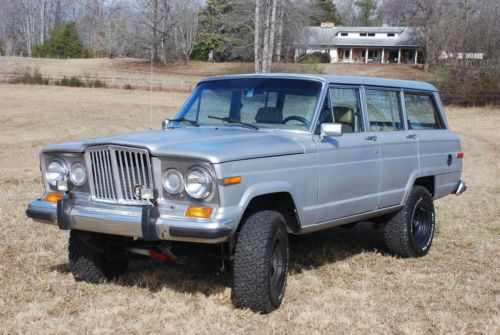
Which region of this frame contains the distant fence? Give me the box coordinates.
[0,72,195,92]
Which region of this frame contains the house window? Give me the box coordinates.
[360,33,367,37]
[387,33,395,37]
[368,33,375,37]
[340,32,348,36]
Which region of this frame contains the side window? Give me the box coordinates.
[365,89,404,131]
[404,94,444,130]
[329,87,364,133]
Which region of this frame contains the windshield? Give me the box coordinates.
[176,78,323,131]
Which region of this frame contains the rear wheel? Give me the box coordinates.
[383,186,435,257]
[68,230,129,283]
[233,211,289,313]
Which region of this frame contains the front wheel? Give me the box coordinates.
[383,186,436,258]
[68,230,129,283]
[233,211,289,313]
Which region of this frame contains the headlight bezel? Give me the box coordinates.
[162,168,184,195]
[69,162,87,186]
[46,158,69,187]
[184,166,214,200]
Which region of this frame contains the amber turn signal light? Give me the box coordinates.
[223,176,241,185]
[185,205,213,218]
[44,192,64,203]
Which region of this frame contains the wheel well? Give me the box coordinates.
[413,176,435,196]
[240,192,301,233]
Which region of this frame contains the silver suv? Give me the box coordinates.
[26,74,466,313]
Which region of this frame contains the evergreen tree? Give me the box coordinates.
[35,23,90,58]
[192,0,253,61]
[356,0,377,26]
[311,0,341,26]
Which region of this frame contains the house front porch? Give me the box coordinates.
[335,47,420,64]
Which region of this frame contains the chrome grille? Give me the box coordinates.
[86,146,153,204]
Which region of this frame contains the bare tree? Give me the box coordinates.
[254,0,282,73]
[175,1,202,61]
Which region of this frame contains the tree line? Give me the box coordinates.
[0,0,498,71]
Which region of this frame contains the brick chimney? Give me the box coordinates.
[320,22,335,28]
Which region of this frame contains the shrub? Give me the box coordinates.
[34,22,89,58]
[9,67,49,85]
[432,61,500,106]
[297,52,331,64]
[58,76,84,87]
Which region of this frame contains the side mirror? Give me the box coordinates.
[162,119,171,130]
[320,123,343,141]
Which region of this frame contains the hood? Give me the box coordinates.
[41,127,307,163]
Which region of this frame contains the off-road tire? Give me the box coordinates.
[68,230,128,283]
[383,186,436,258]
[233,211,289,313]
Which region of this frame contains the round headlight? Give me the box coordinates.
[185,167,213,199]
[46,158,69,186]
[70,163,87,186]
[162,168,184,195]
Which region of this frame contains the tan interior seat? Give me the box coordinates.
[333,107,355,133]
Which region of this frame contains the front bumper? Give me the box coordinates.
[26,198,236,244]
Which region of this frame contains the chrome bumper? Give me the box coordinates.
[26,199,236,244]
[454,180,467,196]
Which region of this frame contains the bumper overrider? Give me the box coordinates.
[26,196,236,244]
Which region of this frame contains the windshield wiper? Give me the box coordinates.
[168,118,200,127]
[207,116,259,130]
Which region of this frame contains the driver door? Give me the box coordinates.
[316,86,381,222]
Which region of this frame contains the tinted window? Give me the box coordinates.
[404,94,444,129]
[365,90,404,131]
[316,87,364,134]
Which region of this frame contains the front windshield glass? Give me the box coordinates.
[176,78,323,131]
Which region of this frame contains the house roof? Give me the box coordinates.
[299,26,419,48]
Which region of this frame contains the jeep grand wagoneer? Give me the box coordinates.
[27,74,466,313]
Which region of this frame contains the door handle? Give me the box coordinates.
[364,135,377,141]
[406,133,417,139]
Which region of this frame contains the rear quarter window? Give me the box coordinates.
[404,94,444,130]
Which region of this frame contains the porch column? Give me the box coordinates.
[349,48,353,62]
[381,48,385,63]
[365,48,369,63]
[397,48,401,64]
[414,50,418,64]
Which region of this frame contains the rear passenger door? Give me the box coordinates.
[364,88,419,208]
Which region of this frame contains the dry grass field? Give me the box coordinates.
[0,83,498,334]
[0,56,431,91]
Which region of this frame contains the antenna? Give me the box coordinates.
[150,48,153,130]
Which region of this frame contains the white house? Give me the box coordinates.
[296,23,421,64]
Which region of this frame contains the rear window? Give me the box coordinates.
[404,94,444,130]
[365,89,404,131]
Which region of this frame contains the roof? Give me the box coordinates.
[200,73,437,92]
[299,26,419,48]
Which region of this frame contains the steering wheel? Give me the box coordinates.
[283,116,310,127]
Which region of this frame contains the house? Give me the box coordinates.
[296,23,421,64]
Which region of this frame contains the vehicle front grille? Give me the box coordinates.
[85,146,154,204]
